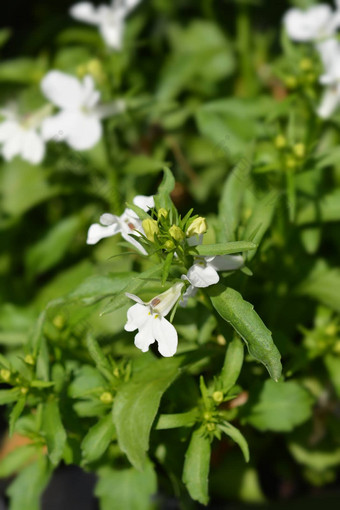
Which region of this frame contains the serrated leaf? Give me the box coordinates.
[242,380,314,432]
[219,422,249,462]
[182,427,211,505]
[195,241,256,256]
[42,400,67,466]
[82,414,116,463]
[209,285,282,381]
[7,456,52,510]
[95,462,157,510]
[113,357,181,470]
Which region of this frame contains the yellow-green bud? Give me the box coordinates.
[293,143,305,159]
[299,58,313,71]
[87,59,105,82]
[53,314,66,329]
[169,225,185,242]
[203,411,212,421]
[285,76,298,89]
[186,217,207,237]
[113,368,120,378]
[142,218,159,241]
[212,391,224,404]
[286,157,297,170]
[333,340,340,354]
[100,392,113,404]
[274,134,287,149]
[20,387,28,395]
[24,354,35,365]
[325,324,336,336]
[206,422,216,432]
[0,369,11,382]
[164,240,175,251]
[158,208,168,220]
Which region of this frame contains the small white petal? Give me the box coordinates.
[134,320,155,353]
[99,18,124,49]
[151,282,184,317]
[41,71,85,110]
[153,317,178,357]
[283,6,333,42]
[187,261,219,288]
[100,213,117,226]
[180,285,197,308]
[0,120,19,143]
[317,86,340,118]
[124,303,150,331]
[133,195,155,211]
[70,2,103,24]
[1,128,24,161]
[209,254,244,272]
[21,130,45,164]
[125,293,145,305]
[66,113,102,150]
[86,222,119,244]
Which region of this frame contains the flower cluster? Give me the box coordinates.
[87,196,244,357]
[283,1,340,117]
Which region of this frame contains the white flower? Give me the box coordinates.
[283,4,340,42]
[70,0,142,50]
[0,105,46,164]
[40,70,125,150]
[186,255,244,289]
[86,195,154,254]
[124,282,184,357]
[317,46,340,117]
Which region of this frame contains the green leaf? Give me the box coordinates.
[25,216,81,278]
[9,396,26,436]
[209,285,282,381]
[7,456,52,510]
[195,241,256,256]
[0,444,37,478]
[297,265,340,312]
[86,334,114,382]
[113,357,181,470]
[82,414,116,463]
[297,189,340,225]
[69,273,137,302]
[288,441,340,471]
[95,462,157,510]
[0,57,47,83]
[219,422,249,462]
[242,380,314,432]
[0,388,21,404]
[155,409,198,429]
[154,167,175,211]
[0,28,11,48]
[42,400,67,465]
[219,336,244,393]
[124,155,166,175]
[324,354,340,398]
[182,427,211,505]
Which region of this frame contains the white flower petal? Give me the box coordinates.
[99,18,124,49]
[151,282,184,317]
[125,293,145,305]
[0,120,19,143]
[153,317,178,357]
[21,130,45,164]
[209,254,244,272]
[41,71,85,110]
[317,86,340,118]
[187,261,219,288]
[121,230,147,254]
[100,213,117,226]
[283,6,333,42]
[66,113,102,150]
[124,303,150,332]
[180,285,197,308]
[69,2,105,24]
[1,128,24,161]
[134,320,155,352]
[86,222,119,244]
[133,195,155,211]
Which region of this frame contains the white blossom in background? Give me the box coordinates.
[124,282,184,357]
[70,0,142,50]
[86,195,154,254]
[40,70,125,151]
[0,105,47,164]
[318,48,340,117]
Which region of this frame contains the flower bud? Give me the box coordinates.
[158,208,168,220]
[169,225,185,242]
[299,58,312,71]
[20,387,28,395]
[164,240,175,251]
[285,76,298,89]
[24,354,35,365]
[293,143,305,159]
[212,391,224,404]
[100,392,113,404]
[286,156,296,170]
[186,217,207,237]
[274,135,287,149]
[0,369,11,382]
[142,219,159,241]
[206,422,216,432]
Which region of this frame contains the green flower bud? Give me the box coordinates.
[212,391,224,404]
[299,58,313,71]
[293,143,305,158]
[53,314,66,329]
[169,225,185,242]
[158,208,168,220]
[0,369,11,382]
[100,392,113,404]
[186,217,207,237]
[142,219,159,241]
[286,156,297,170]
[24,354,35,365]
[285,76,298,89]
[206,422,216,432]
[20,387,28,395]
[274,134,287,149]
[164,240,175,251]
